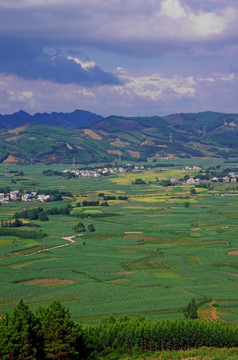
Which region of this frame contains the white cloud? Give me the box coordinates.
[22,90,33,98]
[161,0,186,19]
[67,56,96,70]
[116,72,196,101]
[77,89,95,97]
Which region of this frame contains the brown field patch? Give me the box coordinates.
[24,278,74,288]
[124,235,163,242]
[83,129,102,140]
[97,236,114,241]
[14,246,46,256]
[5,134,24,142]
[126,150,140,158]
[191,227,201,231]
[8,124,29,134]
[3,155,17,163]
[228,250,238,255]
[227,272,238,277]
[75,145,83,150]
[107,149,122,155]
[28,136,36,140]
[46,137,57,141]
[110,139,129,147]
[198,299,223,322]
[203,240,229,245]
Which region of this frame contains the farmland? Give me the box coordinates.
[0,159,238,324]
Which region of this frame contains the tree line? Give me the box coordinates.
[13,205,71,222]
[0,300,238,359]
[0,227,47,239]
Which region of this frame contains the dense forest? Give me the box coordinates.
[0,300,238,359]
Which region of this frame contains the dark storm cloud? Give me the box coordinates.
[0,39,120,86]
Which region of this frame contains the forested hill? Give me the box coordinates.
[0,109,102,129]
[1,111,238,164]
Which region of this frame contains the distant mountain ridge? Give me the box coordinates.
[0,110,238,164]
[0,109,103,129]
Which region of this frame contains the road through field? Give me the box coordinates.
[25,234,83,256]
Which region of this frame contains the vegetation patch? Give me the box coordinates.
[105,278,130,284]
[152,271,182,279]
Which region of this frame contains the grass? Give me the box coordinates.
[121,347,238,360]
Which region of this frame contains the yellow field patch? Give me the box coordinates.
[66,143,73,150]
[130,195,163,203]
[10,258,57,269]
[24,278,74,288]
[0,239,14,247]
[83,209,102,214]
[8,124,29,135]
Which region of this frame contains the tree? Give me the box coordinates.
[133,178,146,185]
[0,300,42,359]
[190,188,196,194]
[184,201,190,208]
[73,222,86,233]
[36,301,85,360]
[185,299,198,319]
[38,211,49,221]
[88,224,95,232]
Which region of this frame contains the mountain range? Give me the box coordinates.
[0,110,238,164]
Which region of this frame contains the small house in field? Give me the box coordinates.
[37,194,51,202]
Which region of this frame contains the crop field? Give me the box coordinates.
[0,160,238,324]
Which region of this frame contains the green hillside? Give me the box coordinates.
[1,111,238,164]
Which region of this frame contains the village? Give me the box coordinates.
[62,165,136,178]
[0,190,51,204]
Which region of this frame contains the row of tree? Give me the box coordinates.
[13,205,71,222]
[87,315,238,353]
[0,301,238,359]
[76,200,109,207]
[0,227,47,239]
[73,222,95,233]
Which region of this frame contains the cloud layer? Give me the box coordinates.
[0,0,238,115]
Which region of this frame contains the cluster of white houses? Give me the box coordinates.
[0,191,51,204]
[170,172,237,186]
[63,167,126,178]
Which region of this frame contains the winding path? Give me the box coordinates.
[25,234,83,256]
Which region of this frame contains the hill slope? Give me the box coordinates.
[1,111,238,164]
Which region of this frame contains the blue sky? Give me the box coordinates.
[0,0,238,117]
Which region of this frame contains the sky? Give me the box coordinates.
[0,0,238,117]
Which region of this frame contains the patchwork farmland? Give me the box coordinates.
[0,160,238,324]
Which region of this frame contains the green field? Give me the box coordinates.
[0,160,238,324]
